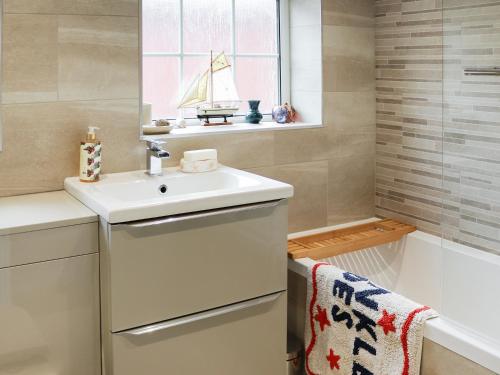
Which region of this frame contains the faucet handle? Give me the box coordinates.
[146,139,166,150]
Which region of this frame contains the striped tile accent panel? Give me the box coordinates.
[375,0,445,237]
[376,0,500,256]
[442,0,500,255]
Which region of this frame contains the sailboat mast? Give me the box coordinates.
[210,50,214,108]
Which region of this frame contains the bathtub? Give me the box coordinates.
[288,220,500,374]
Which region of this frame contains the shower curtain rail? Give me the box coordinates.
[464,67,500,76]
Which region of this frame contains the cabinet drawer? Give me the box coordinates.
[0,253,101,375]
[100,200,288,332]
[0,222,98,268]
[104,292,286,375]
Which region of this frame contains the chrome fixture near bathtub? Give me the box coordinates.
[146,139,170,176]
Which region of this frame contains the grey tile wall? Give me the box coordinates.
[375,0,500,255]
[375,0,444,236]
[441,0,500,254]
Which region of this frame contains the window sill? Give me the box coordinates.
[141,121,323,140]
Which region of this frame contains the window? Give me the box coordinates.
[142,0,284,121]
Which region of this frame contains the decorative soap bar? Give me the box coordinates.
[180,159,218,173]
[183,149,218,162]
[180,149,218,173]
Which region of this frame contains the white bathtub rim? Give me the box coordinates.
[441,237,500,267]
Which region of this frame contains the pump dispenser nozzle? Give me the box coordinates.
[86,126,100,142]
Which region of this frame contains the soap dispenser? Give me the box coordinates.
[80,127,102,182]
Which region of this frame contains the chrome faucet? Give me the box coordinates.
[146,140,170,176]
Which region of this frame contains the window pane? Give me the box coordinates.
[183,0,232,54]
[183,56,209,89]
[143,57,179,119]
[235,0,278,54]
[142,0,180,53]
[235,57,278,114]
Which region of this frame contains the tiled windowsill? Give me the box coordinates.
[141,122,323,140]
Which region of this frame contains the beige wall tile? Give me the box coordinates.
[420,339,495,375]
[247,161,328,233]
[328,153,375,225]
[323,0,374,28]
[0,100,142,197]
[330,131,376,160]
[323,91,376,132]
[2,14,59,104]
[58,15,139,101]
[0,0,378,234]
[165,132,275,170]
[323,25,375,92]
[4,0,138,17]
[274,128,330,165]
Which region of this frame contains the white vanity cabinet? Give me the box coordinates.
[0,192,101,375]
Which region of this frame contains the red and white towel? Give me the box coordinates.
[305,263,437,375]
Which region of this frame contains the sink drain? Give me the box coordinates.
[158,184,168,194]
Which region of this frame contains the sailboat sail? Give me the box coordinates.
[178,52,239,109]
[211,52,231,73]
[178,71,208,108]
[210,66,239,103]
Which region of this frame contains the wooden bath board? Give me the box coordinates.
[287,219,416,260]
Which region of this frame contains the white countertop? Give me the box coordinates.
[0,191,97,236]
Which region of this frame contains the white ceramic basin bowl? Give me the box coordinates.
[64,166,293,223]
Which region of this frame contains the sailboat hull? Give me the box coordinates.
[197,107,239,117]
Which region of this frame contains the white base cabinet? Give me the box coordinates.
[0,253,101,375]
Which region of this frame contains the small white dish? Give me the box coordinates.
[142,125,174,135]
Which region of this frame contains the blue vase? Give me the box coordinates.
[245,100,263,124]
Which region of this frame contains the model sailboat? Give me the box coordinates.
[178,51,240,126]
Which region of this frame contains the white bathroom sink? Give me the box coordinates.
[64,166,293,223]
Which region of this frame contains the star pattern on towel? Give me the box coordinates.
[377,309,397,335]
[326,348,341,370]
[314,305,331,331]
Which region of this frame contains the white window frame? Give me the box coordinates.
[140,0,290,125]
